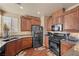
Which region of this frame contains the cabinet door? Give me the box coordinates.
[53,16,64,25]
[5,41,16,56]
[21,17,27,31]
[45,36,49,48]
[47,17,53,31]
[21,17,31,31]
[61,42,74,55]
[44,16,49,31]
[31,18,40,25]
[16,39,22,53]
[64,11,79,30]
[21,37,32,49]
[26,19,31,31]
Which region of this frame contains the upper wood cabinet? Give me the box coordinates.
[47,16,53,31]
[53,16,64,25]
[44,8,64,31]
[52,8,65,25]
[21,16,40,31]
[21,16,31,31]
[31,17,40,25]
[44,16,53,31]
[64,7,79,31]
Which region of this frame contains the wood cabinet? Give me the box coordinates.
[44,8,64,31]
[61,41,74,55]
[53,16,64,25]
[5,37,32,56]
[16,39,22,53]
[31,17,40,25]
[5,40,17,56]
[21,16,40,31]
[21,37,32,49]
[21,16,31,31]
[64,7,79,31]
[52,8,64,25]
[44,16,53,31]
[44,16,48,31]
[45,36,49,48]
[47,17,53,31]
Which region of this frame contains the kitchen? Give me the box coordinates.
[0,3,79,56]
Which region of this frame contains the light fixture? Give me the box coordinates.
[20,6,23,9]
[37,11,40,15]
[16,3,24,9]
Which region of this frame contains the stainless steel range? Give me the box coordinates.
[48,32,70,56]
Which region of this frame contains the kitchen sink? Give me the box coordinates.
[2,36,19,42]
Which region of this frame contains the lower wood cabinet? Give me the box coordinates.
[45,36,49,48]
[16,39,22,53]
[21,37,32,50]
[5,37,32,56]
[5,41,17,56]
[60,41,74,55]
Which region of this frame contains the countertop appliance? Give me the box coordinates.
[32,25,43,48]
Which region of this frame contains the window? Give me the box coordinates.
[2,16,19,36]
[2,16,12,36]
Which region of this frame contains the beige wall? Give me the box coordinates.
[40,16,45,46]
[0,12,31,36]
[0,14,1,37]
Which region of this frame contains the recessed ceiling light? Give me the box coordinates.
[20,6,23,9]
[37,11,40,14]
[16,3,23,9]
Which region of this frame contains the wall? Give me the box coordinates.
[0,12,32,36]
[0,14,1,37]
[0,11,3,37]
[40,16,45,46]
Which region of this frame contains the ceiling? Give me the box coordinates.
[0,3,77,17]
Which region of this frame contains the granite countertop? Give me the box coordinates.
[48,31,70,34]
[0,35,32,48]
[0,40,6,48]
[61,39,77,45]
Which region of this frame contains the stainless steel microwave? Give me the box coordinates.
[51,24,63,31]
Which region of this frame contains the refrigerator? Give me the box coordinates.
[32,25,43,48]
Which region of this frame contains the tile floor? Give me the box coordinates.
[17,46,79,56]
[17,46,56,56]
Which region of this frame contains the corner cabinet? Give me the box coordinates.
[5,37,32,56]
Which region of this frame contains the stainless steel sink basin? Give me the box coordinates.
[2,36,19,42]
